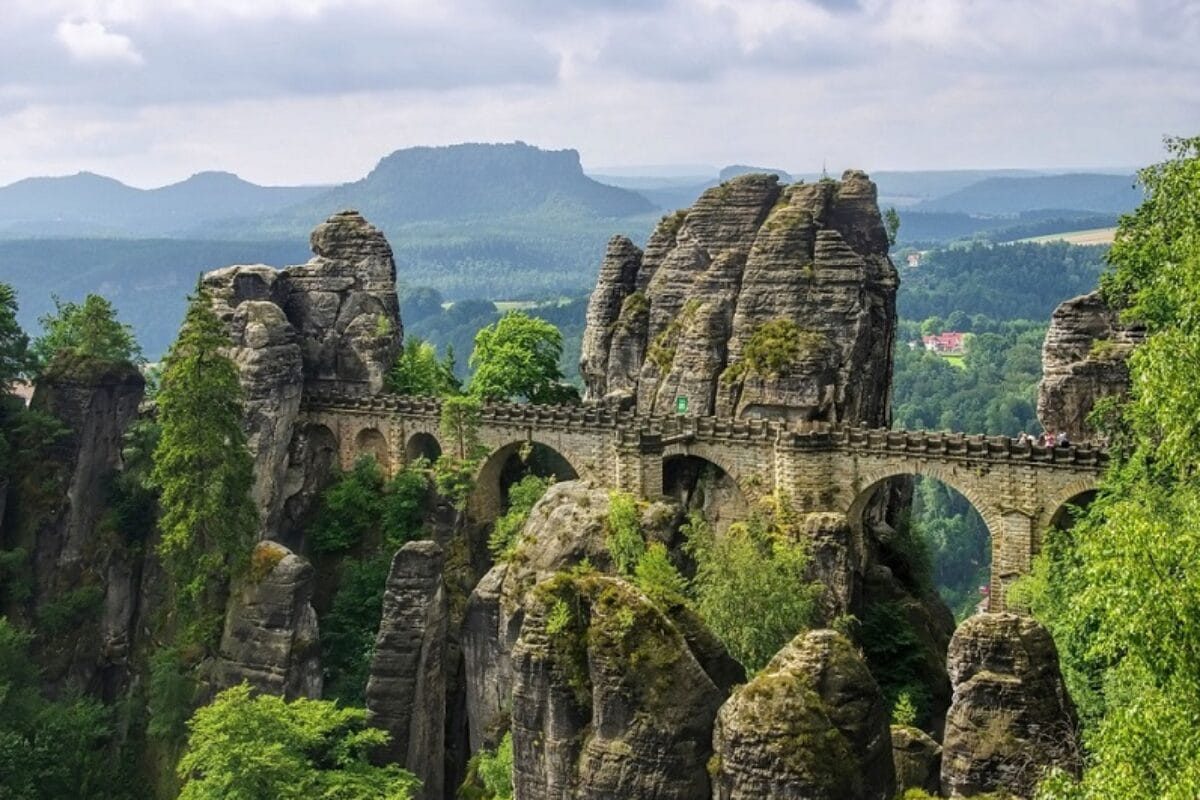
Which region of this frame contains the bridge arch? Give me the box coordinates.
[354,427,390,473]
[405,431,443,464]
[468,439,585,522]
[1041,477,1101,535]
[661,444,751,532]
[848,463,1003,612]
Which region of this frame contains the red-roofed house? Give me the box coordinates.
[922,332,965,355]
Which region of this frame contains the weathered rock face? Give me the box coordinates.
[1038,291,1144,441]
[365,541,448,800]
[201,210,402,539]
[580,172,897,425]
[512,573,728,800]
[941,613,1081,799]
[711,629,895,800]
[11,355,145,694]
[892,725,942,795]
[461,481,685,753]
[214,540,322,699]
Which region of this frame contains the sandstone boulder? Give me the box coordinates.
[711,629,895,800]
[1038,291,1144,442]
[214,540,322,699]
[461,481,690,751]
[941,613,1081,798]
[512,573,727,799]
[365,541,449,800]
[892,725,942,795]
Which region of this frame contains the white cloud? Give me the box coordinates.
[55,18,143,64]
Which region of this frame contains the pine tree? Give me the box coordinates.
[151,287,257,640]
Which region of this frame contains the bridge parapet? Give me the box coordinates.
[298,389,1110,611]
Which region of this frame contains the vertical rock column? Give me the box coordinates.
[366,541,449,800]
[941,613,1081,798]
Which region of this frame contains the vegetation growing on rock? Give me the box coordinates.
[684,502,822,673]
[177,683,420,799]
[1015,136,1200,798]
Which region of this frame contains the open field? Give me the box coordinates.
[1018,226,1116,245]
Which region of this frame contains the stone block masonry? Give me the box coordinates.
[300,391,1104,611]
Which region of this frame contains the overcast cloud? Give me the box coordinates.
[0,0,1195,186]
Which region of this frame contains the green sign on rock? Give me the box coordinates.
[675,395,688,415]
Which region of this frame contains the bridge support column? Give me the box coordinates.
[991,510,1037,612]
[614,433,663,499]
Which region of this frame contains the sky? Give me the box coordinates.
[0,0,1196,188]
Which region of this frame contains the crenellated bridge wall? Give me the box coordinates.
[299,389,1106,610]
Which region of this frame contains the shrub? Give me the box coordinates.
[36,584,104,634]
[605,491,645,576]
[684,506,822,673]
[308,457,385,554]
[633,542,687,604]
[177,683,420,799]
[488,474,553,560]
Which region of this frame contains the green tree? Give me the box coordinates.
[0,617,130,800]
[0,283,33,481]
[0,284,30,388]
[385,337,459,396]
[151,288,258,639]
[177,683,419,800]
[468,311,576,404]
[1016,137,1200,798]
[884,206,901,247]
[683,502,822,673]
[31,294,143,372]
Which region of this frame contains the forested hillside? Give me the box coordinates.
[899,241,1108,321]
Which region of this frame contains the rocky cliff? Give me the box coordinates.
[202,209,402,540]
[941,613,1080,798]
[512,573,730,799]
[2,354,145,696]
[580,171,897,424]
[1038,291,1143,441]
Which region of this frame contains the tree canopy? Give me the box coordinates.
[385,337,459,397]
[31,293,143,372]
[1016,136,1200,798]
[177,684,419,800]
[468,311,576,404]
[0,284,30,388]
[151,288,257,637]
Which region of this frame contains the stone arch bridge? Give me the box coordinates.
[300,389,1106,610]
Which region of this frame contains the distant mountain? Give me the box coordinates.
[0,171,325,237]
[913,173,1141,215]
[221,142,655,238]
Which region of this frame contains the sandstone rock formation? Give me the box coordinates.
[711,629,895,800]
[214,540,322,699]
[8,354,145,694]
[580,171,897,424]
[511,573,728,799]
[201,210,402,540]
[1038,291,1144,441]
[365,541,449,800]
[941,613,1081,798]
[892,725,942,795]
[461,481,687,752]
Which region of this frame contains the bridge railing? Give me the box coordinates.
[301,389,1107,468]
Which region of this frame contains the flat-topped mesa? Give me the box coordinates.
[1038,291,1144,441]
[580,171,898,426]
